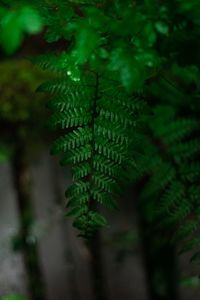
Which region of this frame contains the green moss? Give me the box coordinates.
[0,59,49,123]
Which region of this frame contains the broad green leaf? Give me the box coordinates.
[109,48,146,92]
[0,6,43,54]
[0,12,23,54]
[74,25,100,64]
[19,6,43,34]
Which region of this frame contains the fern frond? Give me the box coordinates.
[95,123,129,145]
[180,162,200,182]
[93,173,116,193]
[131,103,200,265]
[91,187,117,209]
[95,140,126,164]
[159,182,184,212]
[31,53,66,73]
[51,127,92,154]
[66,180,90,198]
[39,70,136,236]
[61,144,92,165]
[99,107,134,127]
[38,78,91,95]
[141,161,176,198]
[93,155,118,177]
[172,221,198,244]
[170,138,200,162]
[72,163,91,180]
[153,119,199,144]
[47,95,91,111]
[50,109,91,129]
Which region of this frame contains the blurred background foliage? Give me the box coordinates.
[0,59,52,161]
[2,296,27,300]
[0,3,42,54]
[0,1,47,162]
[0,1,200,300]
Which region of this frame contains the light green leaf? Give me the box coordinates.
[2,295,27,300]
[0,12,23,54]
[19,6,43,34]
[0,6,43,54]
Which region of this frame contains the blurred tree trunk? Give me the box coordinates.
[12,137,46,300]
[51,162,80,300]
[136,181,179,300]
[87,230,109,300]
[138,211,179,300]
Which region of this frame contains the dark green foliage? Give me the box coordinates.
[0,3,42,54]
[131,69,200,264]
[3,0,200,276]
[37,62,141,237]
[33,1,200,264]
